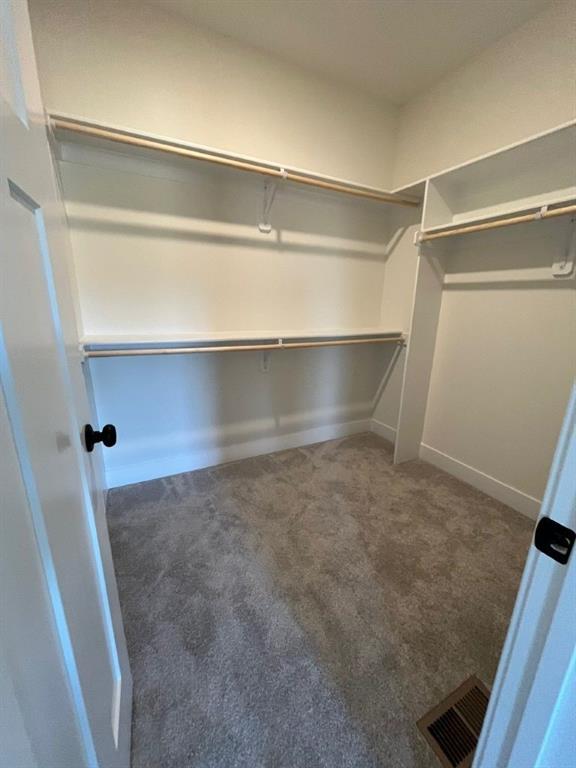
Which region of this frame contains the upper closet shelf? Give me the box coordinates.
[50,114,421,209]
[420,122,576,237]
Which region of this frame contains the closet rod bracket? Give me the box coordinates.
[414,230,431,248]
[552,217,576,278]
[260,349,271,372]
[258,169,286,234]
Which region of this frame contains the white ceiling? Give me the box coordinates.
[155,0,551,104]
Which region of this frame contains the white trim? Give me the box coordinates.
[106,419,370,487]
[419,443,541,519]
[370,418,397,444]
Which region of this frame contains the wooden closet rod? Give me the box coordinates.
[419,203,576,242]
[51,117,420,208]
[84,336,404,358]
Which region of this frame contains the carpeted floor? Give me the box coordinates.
[106,433,534,768]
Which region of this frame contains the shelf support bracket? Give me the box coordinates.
[258,170,286,234]
[552,217,576,278]
[260,349,271,372]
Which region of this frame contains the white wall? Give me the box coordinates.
[31,0,410,484]
[393,0,576,188]
[389,0,576,513]
[56,141,403,486]
[28,0,410,487]
[89,346,391,488]
[421,219,576,513]
[58,145,394,340]
[30,0,574,505]
[29,0,398,189]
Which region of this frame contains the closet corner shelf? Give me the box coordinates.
[418,121,576,241]
[81,330,406,358]
[50,114,421,209]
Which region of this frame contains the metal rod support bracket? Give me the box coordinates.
[258,174,284,234]
[553,218,576,278]
[260,349,271,372]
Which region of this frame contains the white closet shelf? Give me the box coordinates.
[421,122,576,234]
[81,330,405,358]
[50,113,421,209]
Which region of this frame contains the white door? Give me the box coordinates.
[1,1,132,766]
[474,383,576,768]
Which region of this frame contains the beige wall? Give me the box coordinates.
[58,146,394,340]
[423,220,576,503]
[29,0,398,189]
[29,0,574,501]
[393,0,576,188]
[55,135,400,486]
[29,0,408,487]
[389,0,576,508]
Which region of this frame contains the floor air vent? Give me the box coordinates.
[417,675,490,768]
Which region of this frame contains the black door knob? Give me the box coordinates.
[84,424,117,452]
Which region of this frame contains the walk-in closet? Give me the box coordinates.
[3,1,575,767]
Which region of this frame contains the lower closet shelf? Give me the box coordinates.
[82,331,405,358]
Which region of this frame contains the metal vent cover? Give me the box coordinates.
[417,675,490,768]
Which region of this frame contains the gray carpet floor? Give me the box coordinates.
[106,433,534,768]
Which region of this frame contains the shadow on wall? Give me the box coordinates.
[61,147,392,260]
[442,215,576,284]
[90,345,397,487]
[61,148,409,486]
[60,147,395,336]
[66,216,387,262]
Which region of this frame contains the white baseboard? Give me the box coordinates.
[105,418,542,520]
[419,443,541,519]
[106,419,371,488]
[370,418,397,444]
